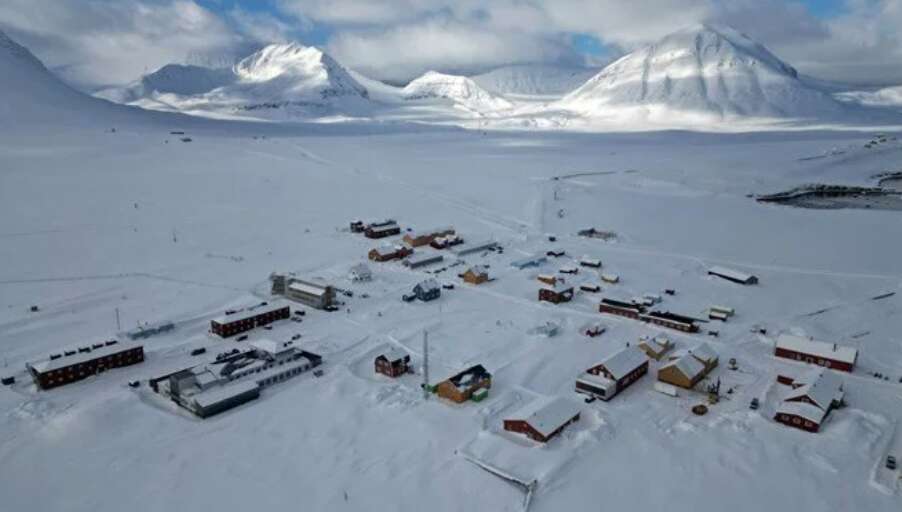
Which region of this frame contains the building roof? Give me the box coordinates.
[775,334,858,365]
[405,252,444,266]
[784,367,843,411]
[251,339,293,357]
[596,347,647,380]
[776,401,826,424]
[368,222,400,233]
[709,265,756,282]
[507,396,581,438]
[28,341,142,373]
[288,281,328,297]
[372,245,402,257]
[212,302,288,325]
[451,240,498,256]
[191,380,260,409]
[511,255,546,268]
[406,226,454,239]
[689,342,718,365]
[576,372,617,392]
[660,354,706,380]
[447,364,490,389]
[378,347,409,363]
[415,278,441,293]
[466,265,489,276]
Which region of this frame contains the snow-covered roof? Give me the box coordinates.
[784,367,843,411]
[596,347,647,380]
[708,265,756,282]
[191,380,259,409]
[251,338,292,356]
[689,342,718,365]
[372,245,401,257]
[775,334,857,365]
[405,252,443,266]
[212,302,288,325]
[510,255,546,268]
[29,341,142,373]
[576,372,616,392]
[580,257,601,265]
[507,396,581,438]
[415,278,440,292]
[378,347,409,363]
[466,265,489,276]
[288,281,327,296]
[451,240,497,256]
[368,222,399,233]
[406,226,454,239]
[661,354,706,380]
[776,401,826,424]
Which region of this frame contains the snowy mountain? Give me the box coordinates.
[558,24,845,121]
[97,64,235,104]
[471,64,599,97]
[97,42,371,119]
[403,71,512,112]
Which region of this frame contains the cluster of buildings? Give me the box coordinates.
[150,339,322,418]
[598,298,700,333]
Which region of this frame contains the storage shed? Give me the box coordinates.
[539,285,574,304]
[708,266,758,285]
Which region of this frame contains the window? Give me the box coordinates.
[792,417,800,425]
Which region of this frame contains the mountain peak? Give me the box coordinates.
[559,24,838,119]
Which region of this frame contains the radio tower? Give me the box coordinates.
[422,330,429,400]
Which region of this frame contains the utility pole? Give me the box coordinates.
[422,330,429,400]
[115,307,121,331]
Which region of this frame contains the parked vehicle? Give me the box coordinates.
[749,398,759,410]
[402,294,416,302]
[190,348,207,356]
[887,455,897,470]
[236,335,248,341]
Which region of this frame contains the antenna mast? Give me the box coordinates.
[422,330,429,400]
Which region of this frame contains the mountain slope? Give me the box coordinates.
[558,24,845,120]
[403,71,512,112]
[0,29,119,123]
[471,64,599,96]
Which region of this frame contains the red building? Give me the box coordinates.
[375,348,411,378]
[365,223,401,239]
[774,367,844,433]
[599,298,644,319]
[503,396,581,443]
[774,334,857,373]
[210,304,290,338]
[539,285,574,304]
[27,341,144,390]
[581,347,648,400]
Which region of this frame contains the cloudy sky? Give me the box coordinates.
[1,0,900,90]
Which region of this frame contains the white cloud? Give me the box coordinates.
[328,19,580,82]
[0,0,262,88]
[2,0,902,88]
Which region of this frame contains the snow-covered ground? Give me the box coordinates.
[2,115,902,511]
